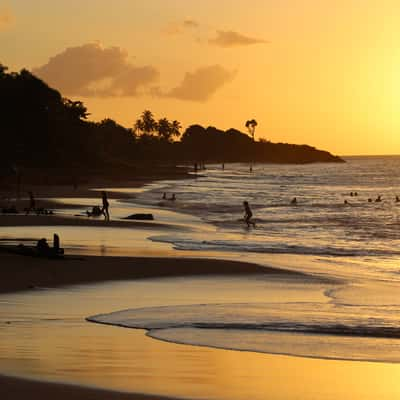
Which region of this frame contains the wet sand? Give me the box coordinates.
[0,250,294,294]
[0,214,182,230]
[0,375,182,400]
[0,246,308,400]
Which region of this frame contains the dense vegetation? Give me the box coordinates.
[0,64,343,183]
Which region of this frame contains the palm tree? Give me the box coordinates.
[157,117,171,141]
[170,120,182,139]
[134,110,157,136]
[245,119,258,140]
[245,119,258,172]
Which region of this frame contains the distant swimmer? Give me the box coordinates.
[368,198,373,203]
[290,197,297,205]
[243,201,256,228]
[162,192,167,200]
[170,193,176,201]
[375,195,382,203]
[344,200,349,205]
[396,196,400,203]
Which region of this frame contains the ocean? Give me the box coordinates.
[89,155,400,363]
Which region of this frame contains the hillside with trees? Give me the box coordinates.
[0,64,343,184]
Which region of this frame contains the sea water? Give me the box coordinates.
[89,156,400,363]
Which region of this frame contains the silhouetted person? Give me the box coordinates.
[290,197,297,205]
[36,238,50,256]
[101,191,110,221]
[368,198,373,203]
[87,205,102,217]
[53,233,64,255]
[354,192,358,196]
[396,196,400,203]
[222,163,225,170]
[350,192,354,197]
[375,195,382,203]
[194,163,198,173]
[26,191,35,215]
[344,200,349,205]
[162,192,167,200]
[170,193,176,201]
[243,201,255,228]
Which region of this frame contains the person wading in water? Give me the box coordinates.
[243,201,256,228]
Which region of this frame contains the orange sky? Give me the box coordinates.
[1,0,400,155]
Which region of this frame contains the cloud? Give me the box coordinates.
[32,43,159,97]
[0,7,14,31]
[163,19,199,35]
[164,65,236,102]
[209,30,268,47]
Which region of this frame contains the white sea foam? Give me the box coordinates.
[88,299,400,362]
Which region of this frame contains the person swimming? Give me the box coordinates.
[243,201,256,228]
[375,195,382,202]
[290,197,297,205]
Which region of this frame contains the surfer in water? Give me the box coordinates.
[243,201,256,228]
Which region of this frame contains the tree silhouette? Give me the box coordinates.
[0,64,343,179]
[134,110,157,136]
[157,117,172,141]
[170,120,182,139]
[63,99,89,120]
[0,64,8,78]
[245,119,258,171]
[245,119,258,140]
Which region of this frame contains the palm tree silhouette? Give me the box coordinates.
[245,119,257,140]
[134,110,157,136]
[245,119,258,172]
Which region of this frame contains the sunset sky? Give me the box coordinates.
[1,0,400,155]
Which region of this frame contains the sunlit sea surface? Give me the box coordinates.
[93,156,400,363]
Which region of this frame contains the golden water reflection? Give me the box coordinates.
[0,279,400,400]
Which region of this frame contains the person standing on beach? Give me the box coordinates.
[243,201,256,228]
[101,191,110,221]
